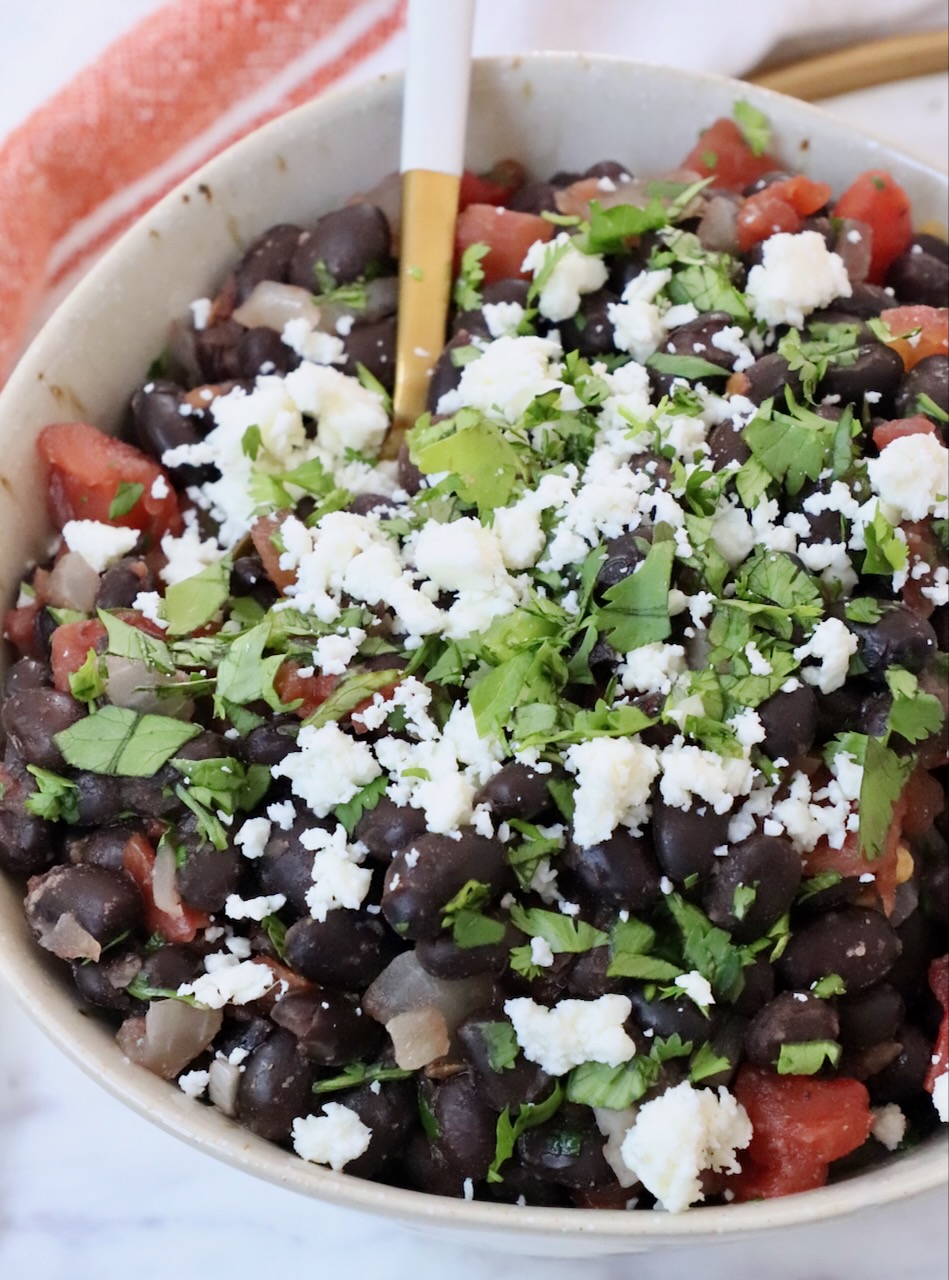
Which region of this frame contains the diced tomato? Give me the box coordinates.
[732,1066,873,1199]
[37,421,182,543]
[901,765,946,835]
[730,1154,829,1202]
[3,600,42,660]
[249,513,296,593]
[455,203,553,286]
[274,660,339,719]
[252,955,312,1001]
[681,117,780,192]
[878,305,949,369]
[804,794,905,916]
[458,159,526,210]
[49,618,108,693]
[121,832,209,944]
[872,415,937,451]
[736,176,833,252]
[833,171,913,284]
[924,956,949,1096]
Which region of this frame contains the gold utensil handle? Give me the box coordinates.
[387,168,461,459]
[749,29,949,101]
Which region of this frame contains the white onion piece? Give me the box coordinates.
[363,951,493,1030]
[386,1004,451,1070]
[555,168,705,222]
[46,552,101,612]
[104,655,193,718]
[36,912,102,962]
[594,1106,640,1189]
[834,218,873,285]
[232,281,323,332]
[351,171,402,247]
[697,195,740,255]
[151,842,184,918]
[208,1058,242,1116]
[136,1001,223,1080]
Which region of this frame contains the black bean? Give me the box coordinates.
[757,684,818,761]
[416,917,518,981]
[397,440,423,496]
[382,831,509,940]
[95,557,152,610]
[340,316,397,392]
[236,326,300,378]
[424,329,471,411]
[629,985,717,1047]
[402,1130,472,1197]
[139,943,206,991]
[507,180,559,215]
[32,607,59,661]
[708,421,752,469]
[838,983,905,1049]
[661,311,738,370]
[290,204,391,289]
[867,1023,932,1105]
[596,532,648,593]
[236,1028,313,1142]
[117,773,182,820]
[585,160,632,182]
[271,989,382,1066]
[72,771,128,826]
[819,341,904,410]
[894,356,949,422]
[67,821,139,872]
[284,911,398,989]
[558,289,619,359]
[72,947,143,1014]
[886,910,941,1003]
[425,1073,498,1178]
[651,798,732,883]
[517,1109,614,1189]
[194,320,244,383]
[175,843,241,913]
[1,687,85,769]
[704,833,802,942]
[24,864,142,949]
[732,952,776,1018]
[259,814,326,915]
[230,554,279,608]
[744,991,840,1070]
[698,1013,748,1089]
[456,1013,555,1112]
[130,381,205,470]
[565,831,661,913]
[234,224,304,301]
[341,1078,418,1177]
[241,715,298,766]
[348,493,395,517]
[828,282,892,319]
[566,946,626,1000]
[0,767,56,875]
[355,796,428,860]
[741,353,802,406]
[914,233,949,264]
[473,763,553,822]
[453,280,531,340]
[886,247,949,308]
[849,606,938,677]
[3,657,51,697]
[778,907,902,992]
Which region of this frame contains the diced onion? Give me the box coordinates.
[697,195,740,255]
[232,281,323,332]
[363,951,493,1030]
[208,1058,242,1115]
[36,913,102,963]
[386,1004,450,1070]
[834,218,873,285]
[46,552,101,613]
[151,842,183,917]
[118,1001,223,1080]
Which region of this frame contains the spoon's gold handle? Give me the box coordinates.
[386,168,461,459]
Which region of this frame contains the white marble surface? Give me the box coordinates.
[1,22,947,1278]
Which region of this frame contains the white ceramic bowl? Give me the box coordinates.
[0,55,946,1257]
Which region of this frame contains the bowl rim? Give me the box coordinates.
[1,50,946,1245]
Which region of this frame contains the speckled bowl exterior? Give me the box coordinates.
[0,55,946,1256]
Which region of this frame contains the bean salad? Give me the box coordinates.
[1,101,947,1214]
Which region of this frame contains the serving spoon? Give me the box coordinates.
[386,0,476,458]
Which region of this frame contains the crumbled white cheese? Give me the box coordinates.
[132,590,168,629]
[871,1104,907,1151]
[274,722,381,818]
[224,892,287,922]
[177,955,277,1008]
[619,1082,753,1213]
[867,432,949,523]
[291,1103,372,1170]
[234,816,272,860]
[436,334,564,424]
[504,995,637,1076]
[658,740,755,815]
[933,1070,948,1123]
[794,617,859,695]
[301,824,373,921]
[619,643,686,696]
[313,627,365,676]
[284,360,388,459]
[565,737,659,847]
[482,300,526,338]
[530,936,556,968]
[521,233,608,323]
[675,970,715,1010]
[745,231,852,328]
[281,318,346,366]
[61,520,140,574]
[178,1069,211,1098]
[189,298,213,330]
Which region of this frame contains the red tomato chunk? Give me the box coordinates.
[455,204,553,284]
[833,171,913,283]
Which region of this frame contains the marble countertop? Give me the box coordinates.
[1,45,947,1280]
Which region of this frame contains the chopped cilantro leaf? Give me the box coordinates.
[335,775,388,837]
[108,481,145,520]
[508,904,608,955]
[884,668,945,745]
[312,1063,414,1095]
[776,1040,842,1075]
[732,100,772,157]
[163,559,231,636]
[24,766,80,823]
[55,707,201,777]
[689,1041,732,1083]
[487,1084,564,1183]
[453,242,489,311]
[594,537,675,652]
[481,1021,521,1073]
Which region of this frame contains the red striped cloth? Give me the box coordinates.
[0,0,407,385]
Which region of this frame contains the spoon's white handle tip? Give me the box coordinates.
[401,0,476,175]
